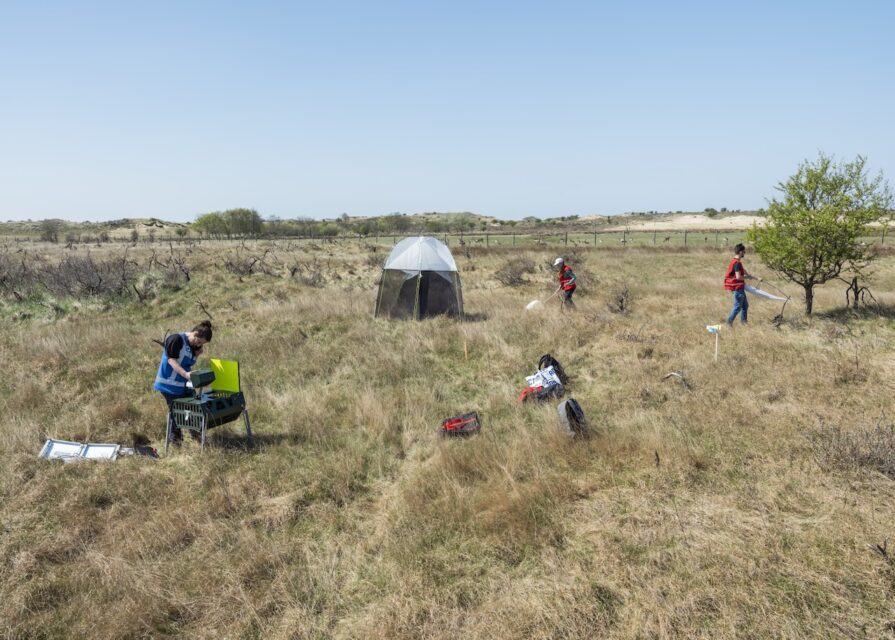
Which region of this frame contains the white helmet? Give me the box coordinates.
[553,257,564,267]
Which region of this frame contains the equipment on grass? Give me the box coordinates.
[526,287,562,311]
[439,412,481,437]
[39,440,120,461]
[750,281,792,325]
[519,382,565,403]
[557,399,588,438]
[166,359,253,455]
[745,285,787,301]
[538,354,568,385]
[706,324,722,361]
[519,353,570,402]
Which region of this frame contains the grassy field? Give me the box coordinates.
[2,240,895,639]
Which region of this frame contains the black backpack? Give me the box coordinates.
[557,398,588,438]
[538,354,568,385]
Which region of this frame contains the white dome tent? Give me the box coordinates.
[374,236,464,320]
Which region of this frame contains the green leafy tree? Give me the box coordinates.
[222,208,264,236]
[194,212,228,238]
[747,154,892,315]
[377,213,411,233]
[39,219,65,243]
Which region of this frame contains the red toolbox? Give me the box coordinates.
[439,412,481,437]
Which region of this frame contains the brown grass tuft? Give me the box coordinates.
[2,241,895,638]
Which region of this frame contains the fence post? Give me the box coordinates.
[513,233,516,246]
[564,232,568,245]
[684,230,688,246]
[486,233,489,247]
[593,230,597,245]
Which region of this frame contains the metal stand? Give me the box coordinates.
[244,409,253,446]
[166,403,252,455]
[199,414,207,452]
[164,412,173,456]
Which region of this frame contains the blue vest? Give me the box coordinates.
[153,332,197,395]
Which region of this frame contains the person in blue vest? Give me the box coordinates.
[153,320,213,445]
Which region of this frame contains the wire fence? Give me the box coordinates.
[4,227,891,250]
[341,229,751,249]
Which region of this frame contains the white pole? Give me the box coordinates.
[714,332,720,362]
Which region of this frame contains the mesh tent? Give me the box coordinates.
[374,236,464,320]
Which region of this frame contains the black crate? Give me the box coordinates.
[172,391,246,431]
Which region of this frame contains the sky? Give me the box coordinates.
[1,1,893,222]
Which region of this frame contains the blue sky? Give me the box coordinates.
[1,1,892,222]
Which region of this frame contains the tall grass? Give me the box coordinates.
[1,242,894,638]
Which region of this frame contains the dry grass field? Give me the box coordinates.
[2,239,895,639]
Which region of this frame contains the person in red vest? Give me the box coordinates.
[553,257,577,310]
[724,243,761,325]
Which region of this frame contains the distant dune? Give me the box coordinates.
[606,214,763,231]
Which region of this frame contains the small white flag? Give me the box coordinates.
[706,324,722,334]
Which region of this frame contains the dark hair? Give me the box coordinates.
[734,243,746,254]
[192,320,213,342]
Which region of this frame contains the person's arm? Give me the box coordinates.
[743,264,761,282]
[167,357,191,379]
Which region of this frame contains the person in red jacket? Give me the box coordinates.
[724,243,761,325]
[554,257,577,310]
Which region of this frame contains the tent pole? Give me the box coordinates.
[414,274,422,319]
[374,275,385,317]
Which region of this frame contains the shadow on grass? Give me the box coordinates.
[462,311,489,322]
[207,430,305,452]
[816,304,895,321]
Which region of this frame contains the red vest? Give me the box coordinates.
[724,257,746,290]
[559,265,576,291]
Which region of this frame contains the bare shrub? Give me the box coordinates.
[495,258,535,287]
[615,323,653,343]
[606,283,631,314]
[841,276,878,309]
[811,421,895,478]
[162,265,189,291]
[289,259,326,288]
[223,247,272,277]
[365,252,382,269]
[0,249,41,299]
[40,253,139,299]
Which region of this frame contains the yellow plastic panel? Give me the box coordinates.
[209,359,240,393]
